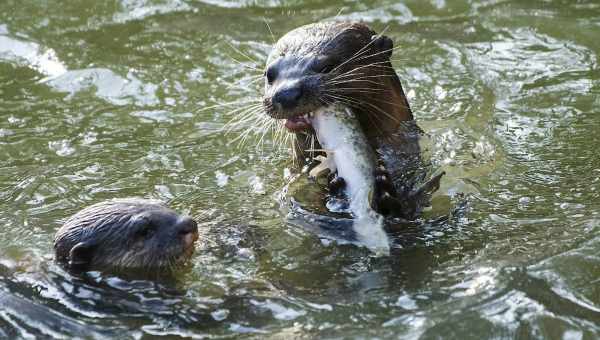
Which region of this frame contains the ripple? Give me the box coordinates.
[1,0,600,338]
[44,68,159,106]
[113,0,192,23]
[0,25,67,78]
[48,140,76,157]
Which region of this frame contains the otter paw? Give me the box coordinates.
[374,192,404,216]
[327,173,346,197]
[372,166,403,216]
[373,166,397,195]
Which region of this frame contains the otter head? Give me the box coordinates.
[263,22,412,137]
[54,199,198,273]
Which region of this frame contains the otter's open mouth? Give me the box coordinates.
[285,114,312,132]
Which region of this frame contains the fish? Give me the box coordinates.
[308,104,391,255]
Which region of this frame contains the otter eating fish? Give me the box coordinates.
[261,22,443,252]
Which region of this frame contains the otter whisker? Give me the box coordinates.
[273,122,286,148]
[221,102,263,119]
[309,132,316,160]
[264,120,281,150]
[317,95,334,107]
[333,7,347,19]
[326,78,386,87]
[357,64,398,71]
[223,40,261,66]
[325,93,400,136]
[230,111,278,149]
[323,92,362,104]
[327,70,387,86]
[276,122,291,151]
[327,75,385,87]
[231,127,256,148]
[257,117,276,149]
[328,73,370,83]
[350,73,397,80]
[304,148,329,153]
[226,109,264,129]
[369,96,412,110]
[263,17,277,45]
[221,102,263,118]
[327,87,386,93]
[226,114,265,141]
[262,119,286,152]
[224,113,264,135]
[389,59,411,66]
[323,93,364,109]
[196,99,262,113]
[221,105,264,132]
[361,101,404,124]
[325,92,402,126]
[247,76,265,85]
[227,55,263,72]
[330,60,397,82]
[327,73,397,84]
[223,74,264,91]
[365,108,386,136]
[290,135,300,165]
[286,134,297,163]
[235,74,264,82]
[330,80,412,112]
[352,44,404,64]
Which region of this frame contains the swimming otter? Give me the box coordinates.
[263,22,442,220]
[54,199,198,272]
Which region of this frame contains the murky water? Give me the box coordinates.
[1,0,599,338]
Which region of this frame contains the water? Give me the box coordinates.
[0,0,598,338]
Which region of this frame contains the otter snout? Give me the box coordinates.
[176,216,199,248]
[176,216,198,235]
[272,83,303,111]
[263,56,323,121]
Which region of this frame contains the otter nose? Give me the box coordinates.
[273,85,302,110]
[177,216,198,235]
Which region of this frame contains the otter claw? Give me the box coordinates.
[372,166,404,216]
[373,167,398,197]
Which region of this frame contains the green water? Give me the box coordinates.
[1,0,599,338]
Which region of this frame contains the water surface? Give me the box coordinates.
[0,0,599,338]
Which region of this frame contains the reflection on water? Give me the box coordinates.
[0,0,599,338]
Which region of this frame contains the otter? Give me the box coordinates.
[54,199,198,272]
[262,22,442,221]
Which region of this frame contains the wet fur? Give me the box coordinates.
[263,22,441,219]
[54,199,197,272]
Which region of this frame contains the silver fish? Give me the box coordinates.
[309,104,390,255]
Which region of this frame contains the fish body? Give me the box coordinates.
[309,105,390,255]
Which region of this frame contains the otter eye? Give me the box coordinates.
[135,219,156,239]
[265,67,276,84]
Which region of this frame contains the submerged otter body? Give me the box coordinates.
[262,22,442,221]
[54,199,198,272]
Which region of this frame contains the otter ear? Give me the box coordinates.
[371,35,394,57]
[68,241,95,270]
